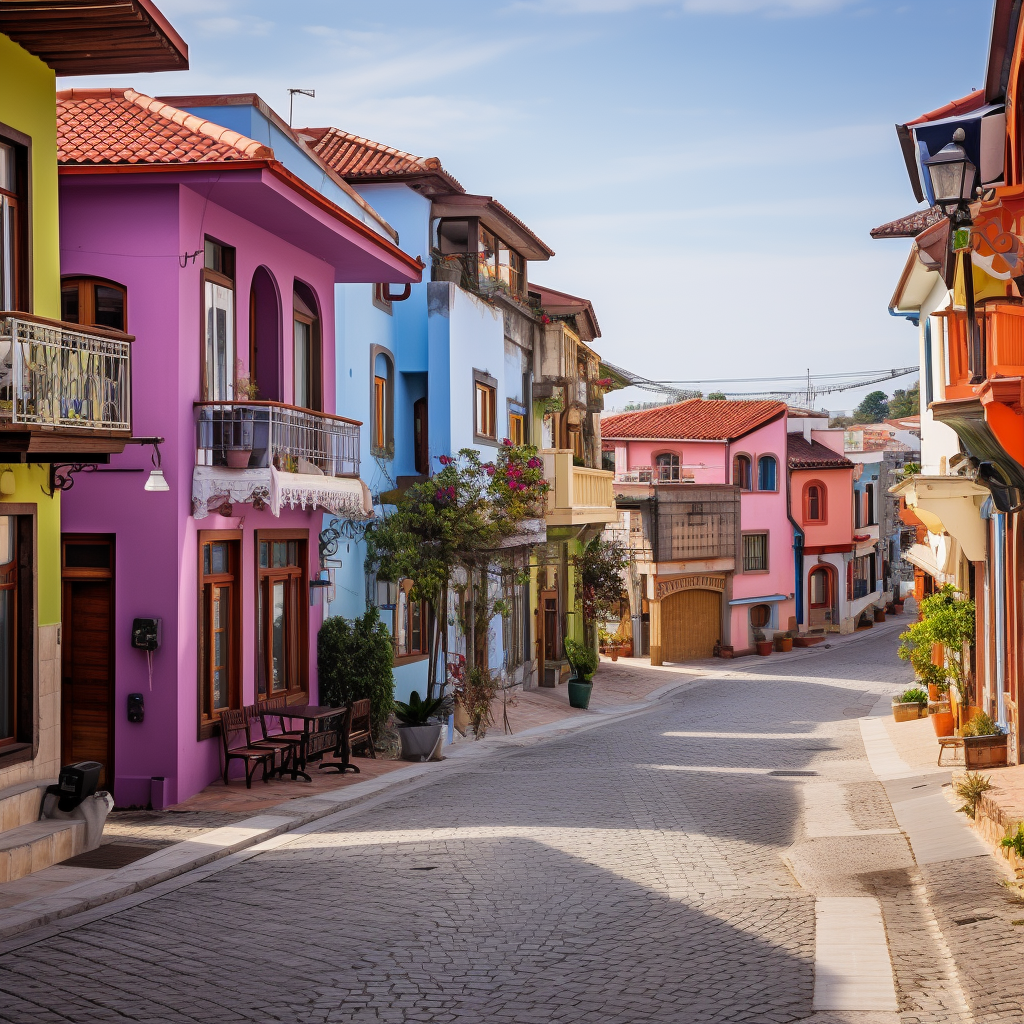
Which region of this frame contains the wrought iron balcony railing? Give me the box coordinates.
[195,401,360,477]
[0,313,132,433]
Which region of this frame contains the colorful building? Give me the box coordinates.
[0,2,188,870]
[55,90,420,806]
[603,400,797,661]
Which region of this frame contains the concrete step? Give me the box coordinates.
[0,781,51,832]
[0,819,85,883]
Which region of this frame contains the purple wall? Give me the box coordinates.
[59,178,340,806]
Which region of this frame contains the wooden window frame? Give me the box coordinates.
[508,411,525,446]
[255,529,309,705]
[756,455,778,492]
[803,480,827,524]
[473,369,498,445]
[749,603,772,630]
[60,276,127,332]
[0,127,29,313]
[741,530,769,573]
[370,345,394,457]
[197,531,242,741]
[0,509,36,769]
[654,451,680,483]
[414,396,429,474]
[201,237,236,402]
[733,453,752,491]
[809,565,832,608]
[394,579,429,663]
[293,284,322,412]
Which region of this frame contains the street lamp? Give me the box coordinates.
[924,127,983,382]
[923,127,976,218]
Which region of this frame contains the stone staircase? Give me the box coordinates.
[0,780,85,882]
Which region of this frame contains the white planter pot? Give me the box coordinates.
[398,723,443,762]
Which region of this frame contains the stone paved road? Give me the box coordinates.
[1,630,1023,1022]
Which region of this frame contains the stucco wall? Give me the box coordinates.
[791,467,854,549]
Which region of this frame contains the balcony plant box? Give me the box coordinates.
[963,733,1008,769]
[774,633,793,653]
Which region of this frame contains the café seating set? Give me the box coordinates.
[219,696,375,788]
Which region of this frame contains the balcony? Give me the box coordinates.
[192,402,368,522]
[0,313,132,453]
[653,487,739,563]
[195,402,360,476]
[541,449,617,527]
[934,302,1024,398]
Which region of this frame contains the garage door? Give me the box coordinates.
[661,589,721,661]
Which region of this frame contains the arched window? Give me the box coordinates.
[757,455,777,492]
[655,452,680,482]
[249,267,280,402]
[293,282,321,411]
[61,276,127,331]
[372,346,394,455]
[803,481,826,523]
[749,603,772,629]
[733,453,751,491]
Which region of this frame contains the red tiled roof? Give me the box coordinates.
[906,89,986,127]
[57,88,273,165]
[299,127,465,192]
[601,399,785,442]
[870,206,944,240]
[529,283,601,340]
[787,434,853,469]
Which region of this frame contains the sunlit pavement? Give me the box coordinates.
[1,633,1022,1023]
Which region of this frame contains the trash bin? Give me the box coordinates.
[52,761,102,812]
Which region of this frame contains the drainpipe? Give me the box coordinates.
[786,461,804,628]
[994,510,1008,727]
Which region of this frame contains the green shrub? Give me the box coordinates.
[894,687,929,706]
[564,638,598,681]
[962,711,1003,738]
[318,608,395,737]
[954,771,992,818]
[1002,822,1024,858]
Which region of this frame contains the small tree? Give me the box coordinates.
[571,536,630,646]
[898,585,975,710]
[854,390,890,423]
[888,380,919,418]
[318,608,395,739]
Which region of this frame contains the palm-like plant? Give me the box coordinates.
[394,690,446,727]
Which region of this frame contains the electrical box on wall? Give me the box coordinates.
[127,692,144,723]
[131,617,161,652]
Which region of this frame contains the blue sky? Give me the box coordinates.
[66,0,989,411]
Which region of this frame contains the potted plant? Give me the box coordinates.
[892,686,929,722]
[929,700,955,738]
[565,638,598,709]
[962,711,1008,769]
[393,690,445,761]
[774,631,793,653]
[753,630,773,657]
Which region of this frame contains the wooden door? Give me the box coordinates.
[61,537,115,786]
[414,397,428,474]
[661,589,721,662]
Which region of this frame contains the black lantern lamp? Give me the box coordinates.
[923,127,977,219]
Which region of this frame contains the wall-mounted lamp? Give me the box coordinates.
[44,436,167,497]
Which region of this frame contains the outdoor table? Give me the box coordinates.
[277,705,345,772]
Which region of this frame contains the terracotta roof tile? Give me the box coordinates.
[787,434,853,469]
[601,399,786,442]
[870,206,944,239]
[300,127,465,192]
[56,88,274,165]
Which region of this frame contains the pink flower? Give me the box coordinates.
[447,486,455,498]
[438,455,453,466]
[501,438,512,447]
[527,457,542,469]
[485,465,495,475]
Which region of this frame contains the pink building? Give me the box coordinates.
[56,90,419,806]
[604,400,796,661]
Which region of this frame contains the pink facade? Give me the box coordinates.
[57,172,402,806]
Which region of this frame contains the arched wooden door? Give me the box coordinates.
[661,589,721,661]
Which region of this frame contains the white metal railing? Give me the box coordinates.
[616,467,653,483]
[195,401,360,476]
[0,314,132,431]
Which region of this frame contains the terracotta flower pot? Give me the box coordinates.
[610,650,619,662]
[774,636,793,653]
[893,701,927,722]
[874,608,886,623]
[893,601,905,614]
[226,448,252,469]
[930,708,955,737]
[928,683,939,701]
[756,641,773,657]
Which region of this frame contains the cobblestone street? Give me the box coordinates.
[2,629,1023,1022]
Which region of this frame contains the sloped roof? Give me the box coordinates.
[870,206,944,239]
[906,89,986,127]
[601,399,785,442]
[298,127,465,194]
[529,283,601,340]
[57,88,272,164]
[787,434,853,470]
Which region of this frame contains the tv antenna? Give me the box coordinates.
[287,88,315,127]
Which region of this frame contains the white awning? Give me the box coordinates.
[192,466,372,520]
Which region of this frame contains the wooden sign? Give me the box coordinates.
[655,574,726,600]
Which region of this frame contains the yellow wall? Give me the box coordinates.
[0,33,60,317]
[0,36,63,626]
